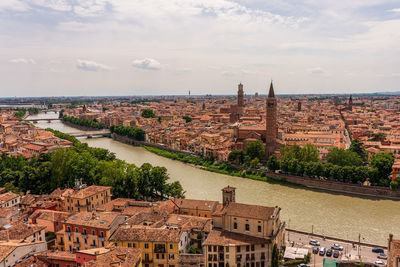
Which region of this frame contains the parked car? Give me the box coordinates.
[298,264,310,267]
[372,248,385,253]
[313,247,319,254]
[319,247,326,256]
[310,239,320,246]
[375,260,386,266]
[333,250,339,258]
[331,244,344,251]
[378,253,388,259]
[326,249,333,257]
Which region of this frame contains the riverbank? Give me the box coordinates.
[59,123,400,200]
[136,139,400,200]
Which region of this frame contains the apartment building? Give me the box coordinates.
[60,211,125,252]
[110,226,186,267]
[64,185,112,212]
[0,192,21,208]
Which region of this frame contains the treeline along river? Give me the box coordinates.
[27,112,400,246]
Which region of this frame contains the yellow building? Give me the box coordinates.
[110,226,186,267]
[59,211,125,252]
[64,185,112,212]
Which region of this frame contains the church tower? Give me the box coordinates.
[348,95,353,111]
[265,81,277,157]
[237,83,244,107]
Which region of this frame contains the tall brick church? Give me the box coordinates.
[233,81,281,158]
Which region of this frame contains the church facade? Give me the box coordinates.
[233,82,281,158]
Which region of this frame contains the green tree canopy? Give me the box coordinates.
[246,140,265,161]
[326,147,362,167]
[267,154,280,171]
[349,139,367,162]
[141,109,156,118]
[369,152,395,185]
[228,150,245,164]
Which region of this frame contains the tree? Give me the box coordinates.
[370,152,395,185]
[370,133,386,142]
[246,140,265,161]
[326,147,362,167]
[141,109,156,118]
[182,116,192,123]
[271,243,279,267]
[228,150,245,164]
[299,144,320,162]
[250,158,260,169]
[349,139,367,162]
[267,155,280,171]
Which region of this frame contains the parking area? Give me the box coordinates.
[285,231,387,267]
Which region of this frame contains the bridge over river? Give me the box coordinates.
[66,129,111,138]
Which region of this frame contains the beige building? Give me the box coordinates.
[204,186,285,267]
[0,240,47,267]
[0,192,20,208]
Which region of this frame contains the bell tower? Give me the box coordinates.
[238,83,244,107]
[265,81,277,157]
[222,186,236,206]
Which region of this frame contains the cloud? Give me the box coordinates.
[388,8,400,13]
[9,58,36,64]
[76,59,111,71]
[132,58,161,70]
[308,67,326,75]
[27,0,72,12]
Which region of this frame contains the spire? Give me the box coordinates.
[268,81,275,98]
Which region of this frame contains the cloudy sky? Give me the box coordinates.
[1,0,400,96]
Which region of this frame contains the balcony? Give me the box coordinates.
[73,242,81,248]
[81,233,88,238]
[98,236,105,241]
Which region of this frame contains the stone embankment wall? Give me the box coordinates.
[266,172,400,200]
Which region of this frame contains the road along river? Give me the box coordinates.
[28,112,400,246]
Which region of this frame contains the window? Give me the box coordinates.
[156,254,160,259]
[101,241,104,247]
[236,246,241,253]
[170,244,173,250]
[92,230,95,235]
[251,245,254,251]
[258,225,262,233]
[226,254,229,259]
[245,224,250,231]
[75,227,78,233]
[234,222,237,230]
[226,247,229,253]
[145,243,149,249]
[84,238,87,244]
[128,243,132,248]
[246,245,250,252]
[169,254,175,259]
[208,246,212,252]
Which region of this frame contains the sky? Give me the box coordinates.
[1,0,400,97]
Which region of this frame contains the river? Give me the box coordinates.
[28,112,399,246]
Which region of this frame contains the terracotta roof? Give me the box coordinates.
[15,255,49,267]
[64,211,122,229]
[110,225,181,243]
[223,202,277,221]
[0,192,19,204]
[203,229,268,246]
[172,198,218,212]
[83,247,142,267]
[66,186,111,199]
[0,221,45,241]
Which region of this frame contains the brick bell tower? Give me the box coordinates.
[265,81,277,157]
[237,83,244,107]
